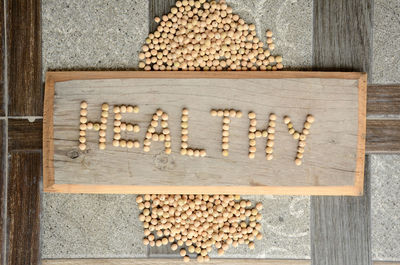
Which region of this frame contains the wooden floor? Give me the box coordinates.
[1,0,400,264]
[311,0,372,264]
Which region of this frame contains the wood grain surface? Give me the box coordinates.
[311,175,371,265]
[366,120,400,153]
[0,121,5,263]
[0,1,4,116]
[43,72,400,155]
[8,119,43,151]
[4,2,42,264]
[313,0,372,75]
[149,0,176,32]
[43,71,366,195]
[366,85,400,153]
[42,259,311,265]
[367,85,400,117]
[311,0,372,264]
[6,151,41,265]
[148,243,180,258]
[44,70,365,81]
[7,0,42,116]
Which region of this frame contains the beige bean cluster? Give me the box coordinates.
[265,114,276,160]
[78,101,89,151]
[139,0,283,71]
[247,112,276,160]
[78,101,109,151]
[180,108,207,157]
[144,109,172,154]
[112,104,141,149]
[210,109,242,157]
[284,114,314,166]
[136,194,263,263]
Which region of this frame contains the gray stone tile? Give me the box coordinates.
[372,0,400,84]
[370,155,400,261]
[41,194,147,258]
[42,0,148,72]
[41,0,149,258]
[226,0,313,69]
[370,2,400,261]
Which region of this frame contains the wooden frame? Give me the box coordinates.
[43,71,367,196]
[41,260,400,265]
[42,259,312,265]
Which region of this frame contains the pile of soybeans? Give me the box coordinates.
[137,0,281,262]
[139,0,283,71]
[137,194,263,263]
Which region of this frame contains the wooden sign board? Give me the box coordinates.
[43,71,366,195]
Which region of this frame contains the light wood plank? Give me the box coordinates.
[44,73,400,154]
[311,0,372,264]
[45,71,365,81]
[43,71,366,195]
[42,259,311,265]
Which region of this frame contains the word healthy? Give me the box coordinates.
[78,101,314,166]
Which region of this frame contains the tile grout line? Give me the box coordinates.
[366,115,400,120]
[2,0,8,263]
[0,116,43,120]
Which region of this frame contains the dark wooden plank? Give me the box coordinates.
[7,0,42,116]
[366,120,400,153]
[311,0,372,264]
[149,0,176,32]
[367,85,400,117]
[0,1,5,116]
[313,0,372,74]
[8,119,42,151]
[6,151,41,265]
[311,171,371,264]
[0,121,5,264]
[366,85,400,153]
[149,244,180,258]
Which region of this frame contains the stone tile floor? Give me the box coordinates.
[42,194,147,258]
[370,155,400,261]
[370,0,400,261]
[41,0,400,261]
[226,0,313,70]
[372,0,400,84]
